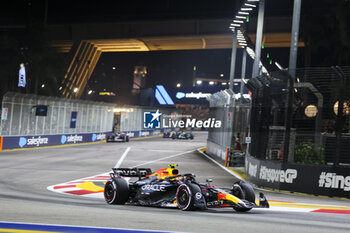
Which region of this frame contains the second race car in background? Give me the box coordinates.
[173,131,194,140]
[106,132,129,142]
[163,130,194,140]
[163,130,178,138]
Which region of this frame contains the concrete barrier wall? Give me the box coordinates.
[206,139,227,163]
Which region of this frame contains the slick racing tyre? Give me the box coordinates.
[240,182,255,203]
[233,182,255,212]
[104,178,129,205]
[126,136,129,142]
[176,183,202,211]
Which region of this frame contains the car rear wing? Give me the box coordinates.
[112,168,152,178]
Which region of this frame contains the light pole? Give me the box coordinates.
[252,0,265,79]
[284,0,302,163]
[229,31,238,91]
[288,0,302,78]
[228,0,260,154]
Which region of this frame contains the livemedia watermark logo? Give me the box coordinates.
[143,109,222,129]
[143,110,162,129]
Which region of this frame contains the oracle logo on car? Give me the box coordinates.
[141,185,166,192]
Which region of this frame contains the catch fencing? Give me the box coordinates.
[246,67,350,166]
[206,89,251,164]
[0,92,115,136]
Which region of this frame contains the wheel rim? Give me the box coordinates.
[104,181,115,202]
[177,186,190,208]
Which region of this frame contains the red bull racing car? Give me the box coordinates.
[104,164,269,212]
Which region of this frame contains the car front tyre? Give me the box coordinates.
[176,184,193,210]
[104,178,129,205]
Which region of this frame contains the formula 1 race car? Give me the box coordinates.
[106,132,129,143]
[172,131,194,140]
[163,130,178,138]
[104,164,269,212]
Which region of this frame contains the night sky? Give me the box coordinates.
[1,0,348,103]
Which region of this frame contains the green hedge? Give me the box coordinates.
[294,141,324,164]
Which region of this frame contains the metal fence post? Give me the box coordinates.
[18,98,24,136]
[8,101,14,135]
[63,102,67,134]
[49,99,53,135]
[332,66,346,167]
[57,101,61,134]
[100,106,103,133]
[86,104,89,133]
[42,99,47,134]
[283,72,295,163]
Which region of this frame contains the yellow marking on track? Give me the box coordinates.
[0,229,62,233]
[227,167,247,179]
[76,181,104,192]
[199,147,206,152]
[268,201,350,210]
[130,134,163,140]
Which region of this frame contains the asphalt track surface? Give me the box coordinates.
[0,132,349,233]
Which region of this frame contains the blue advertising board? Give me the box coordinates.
[153,84,250,106]
[70,111,78,128]
[1,129,166,150]
[2,132,110,150]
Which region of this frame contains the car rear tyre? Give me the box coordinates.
[126,136,129,142]
[104,178,129,205]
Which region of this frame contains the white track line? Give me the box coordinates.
[114,147,131,168]
[197,147,247,182]
[131,149,196,168]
